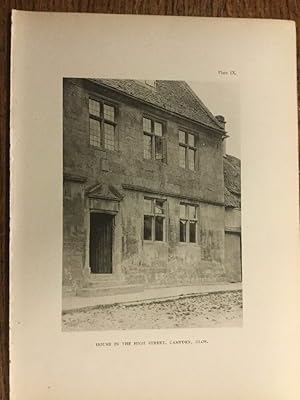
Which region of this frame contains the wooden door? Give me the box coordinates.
[90,213,113,274]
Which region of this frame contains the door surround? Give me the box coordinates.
[84,182,123,278]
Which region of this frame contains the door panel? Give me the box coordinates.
[90,213,113,274]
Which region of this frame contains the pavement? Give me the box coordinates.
[62,282,242,314]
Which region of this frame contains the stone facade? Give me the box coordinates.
[63,78,241,296]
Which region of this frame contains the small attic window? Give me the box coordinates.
[145,80,156,88]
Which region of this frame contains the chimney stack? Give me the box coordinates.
[215,115,228,156]
[215,115,226,129]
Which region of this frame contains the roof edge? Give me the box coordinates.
[183,83,226,130]
[87,79,226,135]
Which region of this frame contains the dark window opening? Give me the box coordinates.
[180,220,187,242]
[179,203,198,243]
[189,221,196,243]
[143,198,166,241]
[143,216,152,241]
[155,136,163,160]
[155,216,164,241]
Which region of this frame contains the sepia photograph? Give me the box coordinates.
[8,11,300,400]
[61,78,242,331]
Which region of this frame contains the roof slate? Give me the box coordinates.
[90,79,224,132]
[224,154,241,208]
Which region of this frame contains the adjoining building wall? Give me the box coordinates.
[224,208,242,282]
[225,208,241,231]
[225,233,242,282]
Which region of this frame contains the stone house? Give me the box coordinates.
[63,78,242,297]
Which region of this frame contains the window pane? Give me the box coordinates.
[179,130,186,144]
[188,133,195,147]
[143,117,151,133]
[89,118,101,147]
[104,123,115,150]
[179,146,186,168]
[155,216,164,241]
[144,216,152,240]
[144,198,152,214]
[155,200,164,215]
[104,104,115,121]
[180,220,187,242]
[189,221,196,243]
[188,149,195,170]
[155,136,163,160]
[180,204,186,219]
[154,122,162,136]
[144,134,152,159]
[188,205,197,220]
[89,99,100,116]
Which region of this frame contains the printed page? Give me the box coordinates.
[10,11,300,400]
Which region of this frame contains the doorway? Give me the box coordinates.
[89,213,113,274]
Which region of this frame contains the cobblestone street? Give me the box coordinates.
[62,290,242,331]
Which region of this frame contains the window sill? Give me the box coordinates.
[143,240,167,244]
[178,241,199,246]
[143,158,166,164]
[89,146,122,157]
[90,145,117,152]
[179,166,198,173]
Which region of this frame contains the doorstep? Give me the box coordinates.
[62,282,242,314]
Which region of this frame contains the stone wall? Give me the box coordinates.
[63,78,228,292]
[63,179,86,292]
[119,192,226,287]
[63,78,224,204]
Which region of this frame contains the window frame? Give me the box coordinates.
[143,197,167,242]
[142,115,166,162]
[179,203,198,244]
[88,97,118,151]
[178,129,197,171]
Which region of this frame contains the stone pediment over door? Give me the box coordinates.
[86,182,124,213]
[87,182,124,201]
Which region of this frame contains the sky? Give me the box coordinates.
[188,81,240,159]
